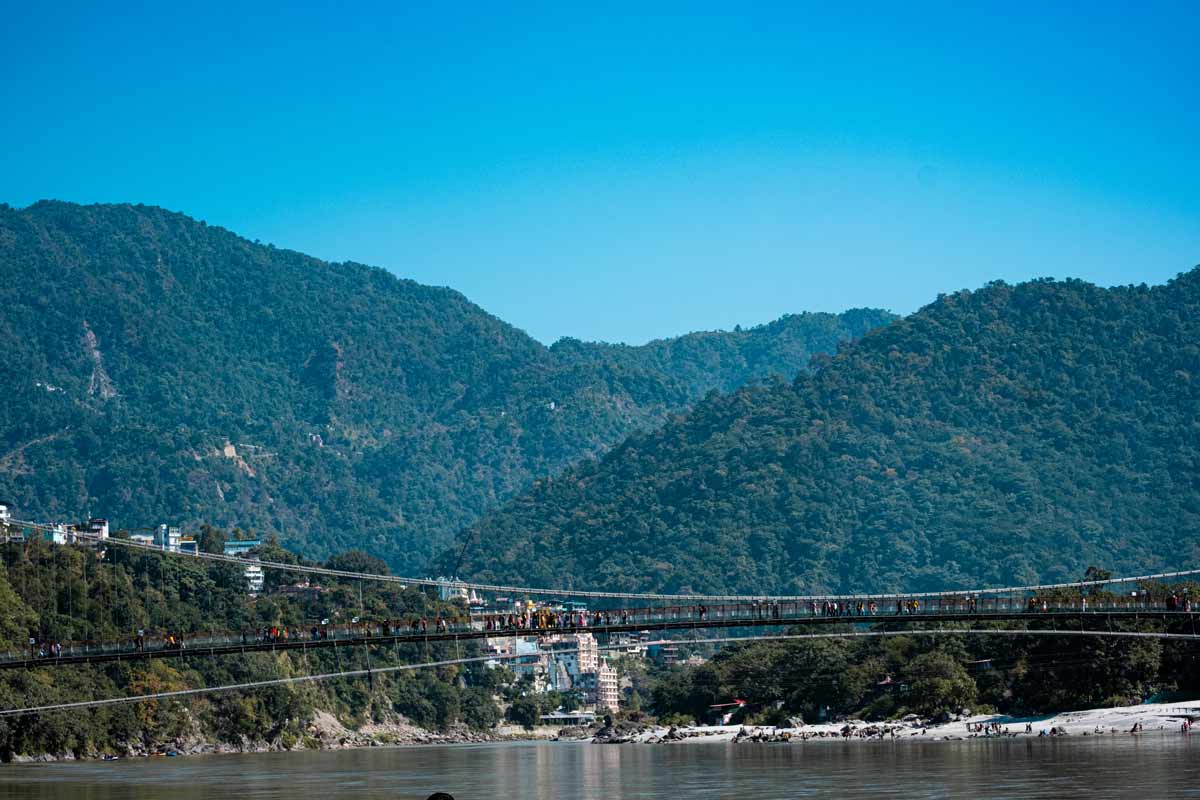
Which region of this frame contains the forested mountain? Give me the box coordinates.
[0,201,892,569]
[443,271,1200,594]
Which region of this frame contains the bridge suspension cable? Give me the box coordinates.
[1,627,1197,718]
[9,517,1200,603]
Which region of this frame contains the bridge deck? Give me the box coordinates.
[4,605,1195,670]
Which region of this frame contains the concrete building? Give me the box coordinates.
[86,518,109,540]
[220,540,265,592]
[578,662,620,712]
[154,524,182,552]
[0,502,11,522]
[608,631,650,658]
[244,563,265,594]
[648,643,681,666]
[547,633,599,675]
[508,639,549,693]
[433,576,483,605]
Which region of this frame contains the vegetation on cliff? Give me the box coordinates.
[0,201,892,571]
[446,271,1200,594]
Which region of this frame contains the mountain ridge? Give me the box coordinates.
[0,200,895,569]
[440,270,1200,593]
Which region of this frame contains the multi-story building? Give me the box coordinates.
[508,639,549,693]
[433,576,484,606]
[43,524,68,545]
[608,631,650,658]
[0,502,11,522]
[547,633,598,674]
[577,662,620,712]
[648,643,680,666]
[86,518,109,540]
[220,539,265,593]
[154,524,182,552]
[244,563,265,594]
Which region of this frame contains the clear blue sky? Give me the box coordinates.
[3,2,1197,344]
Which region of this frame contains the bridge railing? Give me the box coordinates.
[3,594,1192,667]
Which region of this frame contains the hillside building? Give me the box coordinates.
[154,524,182,552]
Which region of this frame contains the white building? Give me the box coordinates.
[546,633,599,686]
[434,576,482,604]
[154,524,182,552]
[0,502,10,522]
[578,662,620,712]
[244,562,265,594]
[508,639,550,692]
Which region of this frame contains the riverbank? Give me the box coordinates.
[3,710,509,764]
[8,699,1198,763]
[598,699,1200,745]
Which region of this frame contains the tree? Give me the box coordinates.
[507,695,541,730]
[325,551,390,576]
[460,687,501,729]
[198,525,226,555]
[904,652,977,718]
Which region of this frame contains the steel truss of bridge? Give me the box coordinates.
[4,605,1197,671]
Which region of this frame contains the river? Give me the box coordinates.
[2,738,1198,799]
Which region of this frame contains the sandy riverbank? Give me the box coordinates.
[600,699,1200,745]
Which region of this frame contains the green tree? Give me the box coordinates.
[507,695,541,730]
[198,525,226,555]
[903,652,977,718]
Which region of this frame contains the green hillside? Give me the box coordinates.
[443,272,1200,594]
[0,201,892,569]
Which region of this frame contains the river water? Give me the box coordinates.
[2,738,1198,799]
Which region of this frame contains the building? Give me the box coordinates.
[608,631,650,658]
[86,518,109,540]
[154,524,182,552]
[434,576,482,605]
[178,536,198,555]
[219,540,265,592]
[223,538,261,556]
[578,662,620,712]
[43,524,68,545]
[244,563,265,594]
[507,639,550,693]
[539,711,596,727]
[129,532,154,547]
[648,643,681,666]
[546,633,598,675]
[0,502,11,522]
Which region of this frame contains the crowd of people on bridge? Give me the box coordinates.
[1166,593,1193,612]
[11,587,1197,664]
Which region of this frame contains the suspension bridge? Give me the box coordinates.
[2,516,1198,718]
[3,597,1198,670]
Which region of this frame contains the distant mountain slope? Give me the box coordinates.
[0,201,893,568]
[442,272,1200,594]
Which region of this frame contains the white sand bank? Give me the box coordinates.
[622,699,1200,744]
